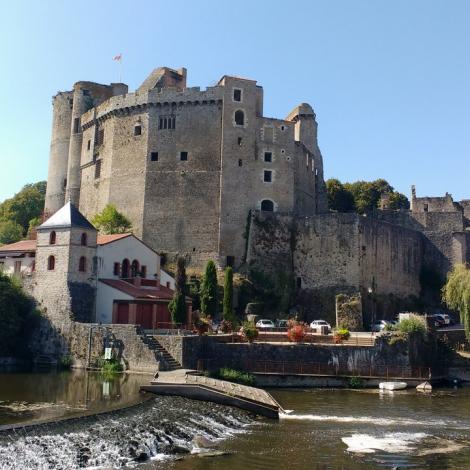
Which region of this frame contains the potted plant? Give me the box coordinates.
[287,320,307,342]
[240,321,258,343]
[333,328,350,344]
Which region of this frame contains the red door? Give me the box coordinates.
[116,303,129,324]
[135,304,153,329]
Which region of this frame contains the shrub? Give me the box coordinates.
[219,319,233,333]
[335,328,350,340]
[215,368,255,386]
[59,355,73,369]
[388,331,408,346]
[241,321,258,343]
[396,317,426,336]
[349,376,364,389]
[101,358,123,374]
[287,321,307,342]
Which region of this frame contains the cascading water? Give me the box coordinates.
[0,396,253,469]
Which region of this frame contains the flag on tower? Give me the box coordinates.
[113,53,122,61]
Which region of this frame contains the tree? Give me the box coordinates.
[0,181,46,236]
[91,204,132,234]
[200,260,218,317]
[326,179,355,212]
[223,267,235,322]
[168,256,187,325]
[388,192,410,210]
[0,272,34,355]
[442,264,470,339]
[0,220,23,245]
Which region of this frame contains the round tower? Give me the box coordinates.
[44,91,73,215]
[65,82,93,206]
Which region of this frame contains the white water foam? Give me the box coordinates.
[279,413,468,429]
[342,432,428,454]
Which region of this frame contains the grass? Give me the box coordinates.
[211,367,255,386]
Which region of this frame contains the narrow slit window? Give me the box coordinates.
[180,151,188,161]
[73,118,80,134]
[238,159,243,167]
[134,125,142,136]
[264,170,272,183]
[95,160,101,179]
[87,139,91,150]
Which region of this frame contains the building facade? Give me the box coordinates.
[44,67,328,268]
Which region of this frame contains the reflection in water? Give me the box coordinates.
[0,369,147,425]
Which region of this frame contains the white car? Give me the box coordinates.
[370,320,392,332]
[309,320,331,331]
[256,319,275,329]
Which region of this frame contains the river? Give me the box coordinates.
[0,370,469,469]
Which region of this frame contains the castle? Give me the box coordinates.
[43,66,470,322]
[44,67,327,268]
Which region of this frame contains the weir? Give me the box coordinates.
[140,369,284,419]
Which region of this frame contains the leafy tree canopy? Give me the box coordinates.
[91,204,132,234]
[0,220,24,245]
[326,178,409,213]
[442,264,470,340]
[0,181,46,240]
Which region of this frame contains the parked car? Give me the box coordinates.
[435,313,451,325]
[276,319,289,328]
[370,320,392,332]
[256,319,276,329]
[429,314,446,328]
[309,320,331,332]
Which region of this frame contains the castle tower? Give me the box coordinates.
[34,202,98,326]
[44,92,74,214]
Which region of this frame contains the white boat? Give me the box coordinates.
[379,381,407,391]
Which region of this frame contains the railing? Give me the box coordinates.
[144,322,190,336]
[197,358,442,380]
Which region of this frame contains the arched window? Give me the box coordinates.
[121,259,130,278]
[234,110,244,126]
[49,231,56,245]
[79,256,86,272]
[80,233,87,246]
[47,255,55,270]
[261,199,274,212]
[131,260,140,277]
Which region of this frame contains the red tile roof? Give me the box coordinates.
[97,233,133,245]
[99,279,179,301]
[0,239,36,253]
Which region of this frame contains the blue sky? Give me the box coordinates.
[0,0,468,202]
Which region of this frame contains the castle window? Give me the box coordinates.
[73,118,80,134]
[171,117,176,129]
[49,231,56,245]
[163,118,168,129]
[263,170,272,183]
[141,265,147,278]
[78,256,86,272]
[424,203,428,212]
[238,159,243,167]
[238,137,242,146]
[63,178,67,190]
[87,139,91,150]
[180,151,188,161]
[121,259,129,278]
[264,152,272,163]
[134,125,142,136]
[234,110,244,126]
[233,88,242,102]
[80,233,87,246]
[261,199,274,212]
[47,255,55,271]
[131,259,140,277]
[150,152,159,161]
[166,281,171,288]
[280,125,286,131]
[159,116,176,130]
[96,129,104,146]
[113,262,120,276]
[226,256,235,267]
[296,277,302,289]
[94,160,101,179]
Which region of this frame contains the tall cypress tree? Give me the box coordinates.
[169,256,187,325]
[223,266,235,321]
[200,260,218,317]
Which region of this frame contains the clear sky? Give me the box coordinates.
[0,0,468,202]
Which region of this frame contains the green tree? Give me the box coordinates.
[91,204,132,234]
[388,192,410,210]
[200,260,218,317]
[0,220,23,244]
[0,272,34,355]
[168,256,187,325]
[223,267,235,321]
[326,178,355,212]
[0,181,46,236]
[442,264,470,339]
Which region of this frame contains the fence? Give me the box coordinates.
[197,358,441,380]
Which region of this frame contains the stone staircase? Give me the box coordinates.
[139,334,181,371]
